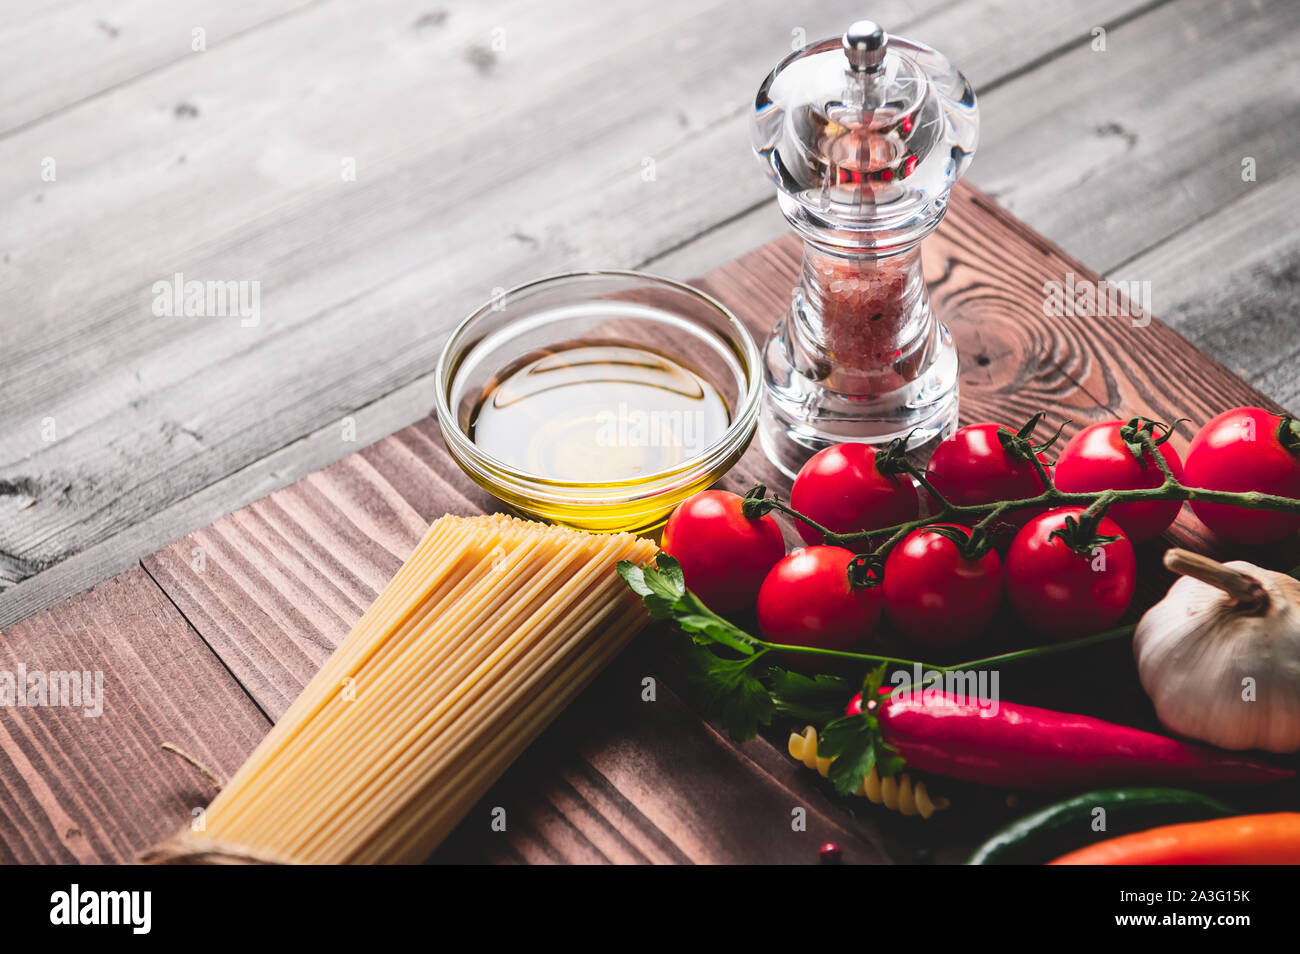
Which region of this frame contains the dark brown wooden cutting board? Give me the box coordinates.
[4,181,1296,865]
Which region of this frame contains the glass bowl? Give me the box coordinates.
[435,270,761,533]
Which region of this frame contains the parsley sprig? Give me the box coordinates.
[816,665,905,795]
[618,553,1138,796]
[619,555,852,739]
[619,554,758,656]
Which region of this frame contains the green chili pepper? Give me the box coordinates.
[966,788,1237,865]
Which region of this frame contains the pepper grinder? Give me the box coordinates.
[750,21,979,478]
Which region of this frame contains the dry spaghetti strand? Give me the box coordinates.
[146,513,657,864]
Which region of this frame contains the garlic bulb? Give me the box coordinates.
[1134,548,1300,754]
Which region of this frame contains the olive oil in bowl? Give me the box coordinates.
[469,342,731,485]
[435,271,761,533]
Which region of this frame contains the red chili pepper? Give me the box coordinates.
[848,691,1293,790]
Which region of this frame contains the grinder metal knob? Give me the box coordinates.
[843,21,888,73]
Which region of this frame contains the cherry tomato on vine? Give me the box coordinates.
[1004,507,1136,640]
[882,524,1003,649]
[1182,407,1300,544]
[1053,419,1186,543]
[757,546,882,657]
[661,490,786,614]
[790,443,919,545]
[926,420,1054,527]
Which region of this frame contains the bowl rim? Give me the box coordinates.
[434,268,762,493]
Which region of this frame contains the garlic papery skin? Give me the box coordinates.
[1134,548,1300,754]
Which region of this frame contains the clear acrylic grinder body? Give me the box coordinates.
[751,21,979,478]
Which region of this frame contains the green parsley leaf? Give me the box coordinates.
[679,644,775,742]
[818,714,877,795]
[619,556,906,774]
[769,669,854,723]
[651,552,686,593]
[817,704,906,794]
[874,742,906,779]
[719,671,777,742]
[616,561,653,597]
[862,661,889,697]
[671,614,755,655]
[641,561,686,603]
[618,558,756,655]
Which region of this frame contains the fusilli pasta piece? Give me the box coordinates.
[788,725,949,819]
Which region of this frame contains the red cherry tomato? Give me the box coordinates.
[1053,420,1186,543]
[790,443,919,545]
[1183,407,1300,544]
[757,546,881,657]
[882,524,1003,649]
[1004,507,1136,640]
[926,423,1051,527]
[661,490,786,614]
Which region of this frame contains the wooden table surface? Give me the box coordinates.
[2,0,1299,864]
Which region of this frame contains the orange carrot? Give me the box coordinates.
[1048,812,1300,865]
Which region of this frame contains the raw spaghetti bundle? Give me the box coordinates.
[143,513,657,864]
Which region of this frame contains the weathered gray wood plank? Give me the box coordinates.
[4,0,1164,622]
[972,0,1300,273]
[0,0,942,591]
[0,0,315,136]
[0,392,438,628]
[1110,168,1300,411]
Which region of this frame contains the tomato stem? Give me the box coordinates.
[761,498,846,544]
[760,425,1300,573]
[903,459,952,512]
[971,500,1014,534]
[756,623,1135,671]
